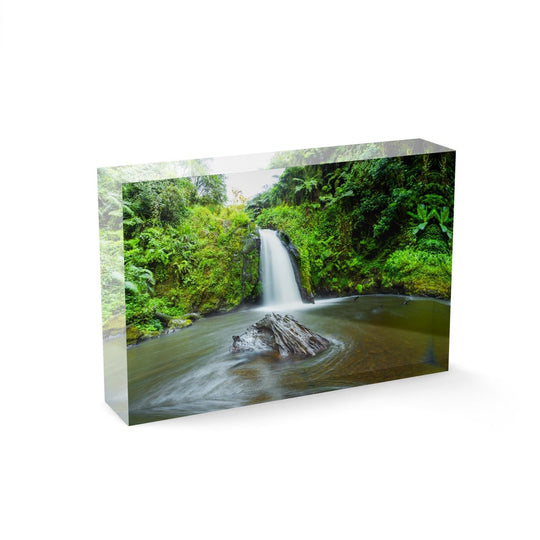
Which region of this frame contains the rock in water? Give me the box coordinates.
[232,313,330,358]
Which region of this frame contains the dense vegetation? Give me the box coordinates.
[248,151,454,299]
[100,148,454,344]
[120,175,259,342]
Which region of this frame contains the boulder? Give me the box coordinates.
[169,318,193,329]
[183,312,202,320]
[232,313,330,358]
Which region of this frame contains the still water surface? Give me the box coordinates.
[128,295,449,424]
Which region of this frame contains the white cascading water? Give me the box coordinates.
[259,229,303,307]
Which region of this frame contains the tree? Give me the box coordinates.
[122,178,193,227]
[194,175,227,205]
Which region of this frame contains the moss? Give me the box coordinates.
[126,324,143,345]
[417,224,450,254]
[382,249,452,299]
[169,318,193,329]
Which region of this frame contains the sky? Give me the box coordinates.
[224,168,285,202]
[208,153,284,202]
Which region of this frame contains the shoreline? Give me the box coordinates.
[122,291,450,348]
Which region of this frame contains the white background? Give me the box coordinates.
[1,1,539,539]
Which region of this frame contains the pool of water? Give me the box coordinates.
[127,295,450,424]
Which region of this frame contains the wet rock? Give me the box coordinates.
[232,313,330,358]
[241,233,261,303]
[169,318,193,329]
[183,312,202,320]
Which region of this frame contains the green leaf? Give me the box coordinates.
[125,281,139,294]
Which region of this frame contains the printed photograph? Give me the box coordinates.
[107,146,454,424]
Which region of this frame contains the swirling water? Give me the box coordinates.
[127,295,450,424]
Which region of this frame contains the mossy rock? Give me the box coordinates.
[126,325,143,345]
[169,318,193,329]
[183,312,202,320]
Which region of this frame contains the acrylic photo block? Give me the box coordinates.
[98,139,455,425]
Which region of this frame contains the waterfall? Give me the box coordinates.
[259,229,303,307]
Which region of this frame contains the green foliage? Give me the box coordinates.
[122,174,259,338]
[408,203,453,243]
[408,204,432,235]
[417,224,449,254]
[255,152,454,299]
[125,264,155,295]
[432,206,453,240]
[122,178,195,228]
[194,175,227,206]
[382,249,452,298]
[118,150,454,340]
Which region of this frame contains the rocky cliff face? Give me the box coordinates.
[276,231,315,304]
[241,232,261,303]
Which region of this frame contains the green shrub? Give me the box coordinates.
[123,201,259,333]
[382,249,452,299]
[417,224,450,254]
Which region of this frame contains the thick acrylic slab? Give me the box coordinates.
[98,139,455,424]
